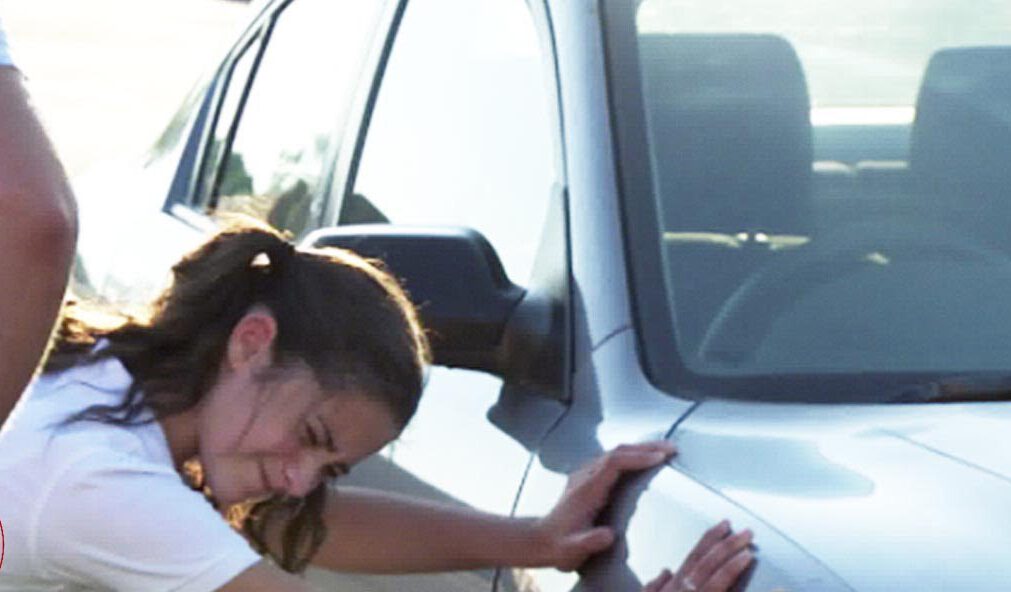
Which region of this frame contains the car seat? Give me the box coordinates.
[637,33,813,353]
[911,46,1011,252]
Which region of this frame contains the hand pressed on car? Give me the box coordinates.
[534,440,680,570]
[643,520,755,592]
[531,440,754,591]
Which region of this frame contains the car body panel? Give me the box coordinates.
[671,400,1011,590]
[513,458,854,592]
[539,330,692,464]
[549,0,633,349]
[512,332,696,591]
[73,154,209,303]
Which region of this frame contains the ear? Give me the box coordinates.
[225,306,278,373]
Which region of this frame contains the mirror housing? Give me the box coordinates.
[302,225,565,397]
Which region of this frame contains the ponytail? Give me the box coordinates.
[51,224,305,423]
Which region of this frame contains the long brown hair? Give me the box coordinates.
[47,220,431,572]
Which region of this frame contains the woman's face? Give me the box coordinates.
[195,310,401,506]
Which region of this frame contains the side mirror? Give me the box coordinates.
[302,225,565,398]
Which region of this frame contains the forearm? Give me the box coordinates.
[309,486,552,574]
[0,66,78,424]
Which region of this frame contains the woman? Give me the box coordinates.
[0,223,752,591]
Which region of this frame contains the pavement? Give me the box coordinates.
[3,0,254,176]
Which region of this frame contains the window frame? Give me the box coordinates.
[185,11,274,212]
[160,1,274,219]
[164,0,402,231]
[196,26,271,212]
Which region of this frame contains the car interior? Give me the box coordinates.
[638,33,813,353]
[639,33,1011,379]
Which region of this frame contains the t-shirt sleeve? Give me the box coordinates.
[33,450,263,592]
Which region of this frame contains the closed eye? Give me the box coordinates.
[324,462,351,480]
[315,415,336,452]
[302,422,318,447]
[303,417,333,453]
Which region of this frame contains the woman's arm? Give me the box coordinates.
[306,442,676,573]
[311,487,551,573]
[0,59,78,426]
[219,560,317,592]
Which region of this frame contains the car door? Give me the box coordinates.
[309,1,572,590]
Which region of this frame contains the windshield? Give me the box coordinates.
[608,0,1011,400]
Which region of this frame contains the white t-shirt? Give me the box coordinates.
[0,355,262,591]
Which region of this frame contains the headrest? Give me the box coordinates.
[911,46,1011,244]
[638,34,812,234]
[912,46,1011,178]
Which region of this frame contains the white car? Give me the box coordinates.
[75,0,1011,590]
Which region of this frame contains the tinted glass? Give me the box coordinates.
[350,0,558,283]
[195,34,262,208]
[208,0,386,238]
[621,1,1011,397]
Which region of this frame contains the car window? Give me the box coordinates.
[609,0,1011,400]
[348,0,560,284]
[193,33,262,209]
[200,0,387,239]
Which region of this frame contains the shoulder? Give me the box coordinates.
[2,355,163,467]
[35,448,262,591]
[0,357,164,554]
[40,351,135,401]
[3,354,137,434]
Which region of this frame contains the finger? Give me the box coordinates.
[701,548,754,592]
[642,568,674,592]
[579,448,673,496]
[687,529,753,585]
[613,440,678,457]
[573,442,675,485]
[683,520,732,567]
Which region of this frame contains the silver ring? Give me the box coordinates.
[681,577,698,592]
